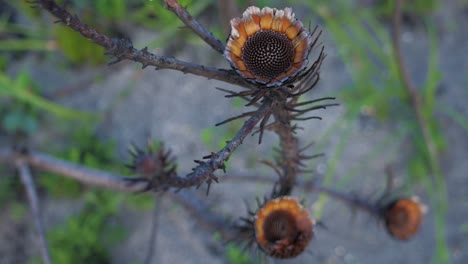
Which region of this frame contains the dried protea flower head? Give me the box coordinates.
[127,142,177,191]
[225,6,316,87]
[254,196,314,258]
[384,196,427,240]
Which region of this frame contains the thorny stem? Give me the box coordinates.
[1,150,250,240]
[34,0,250,88]
[303,182,380,216]
[223,175,380,216]
[271,102,301,197]
[0,102,271,191]
[33,0,305,195]
[1,151,242,243]
[15,161,52,264]
[164,0,225,54]
[166,99,272,189]
[4,151,382,217]
[4,149,149,192]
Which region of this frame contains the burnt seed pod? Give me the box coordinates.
[384,196,427,240]
[224,6,314,87]
[127,143,177,191]
[254,196,314,258]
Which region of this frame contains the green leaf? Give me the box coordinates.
[0,70,97,121]
[441,105,468,132]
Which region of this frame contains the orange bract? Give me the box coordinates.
[224,6,313,87]
[254,197,314,258]
[385,197,426,240]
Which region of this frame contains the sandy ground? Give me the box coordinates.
[1,2,468,264]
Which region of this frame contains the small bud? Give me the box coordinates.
[127,143,176,191]
[384,197,426,240]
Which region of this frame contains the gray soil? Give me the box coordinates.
[1,2,468,264]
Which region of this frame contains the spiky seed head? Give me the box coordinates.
[254,196,314,258]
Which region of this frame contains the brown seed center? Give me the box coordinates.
[263,210,298,243]
[242,30,295,80]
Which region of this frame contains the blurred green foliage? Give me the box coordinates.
[32,126,120,263]
[2,0,214,64]
[33,125,155,263]
[0,69,103,249]
[0,176,15,207]
[374,0,439,17]
[44,191,124,264]
[0,70,93,135]
[54,26,107,65]
[0,36,98,139]
[225,243,253,264]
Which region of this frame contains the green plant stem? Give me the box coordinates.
[392,1,438,166]
[392,0,449,262]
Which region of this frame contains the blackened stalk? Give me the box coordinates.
[271,102,301,196]
[167,99,272,189]
[0,100,271,191]
[35,0,249,88]
[222,175,380,216]
[164,0,225,54]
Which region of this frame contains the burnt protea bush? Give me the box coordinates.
[4,1,428,262]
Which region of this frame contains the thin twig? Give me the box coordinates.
[392,0,439,172]
[35,0,249,88]
[20,150,148,192]
[0,101,271,191]
[392,2,448,259]
[15,160,52,264]
[164,0,225,54]
[144,195,162,264]
[222,175,380,216]
[168,99,272,189]
[3,150,241,243]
